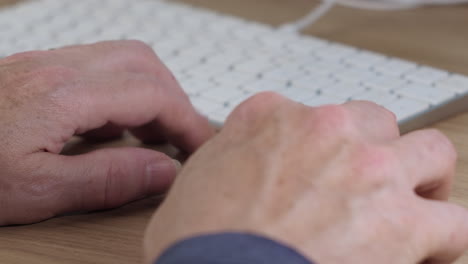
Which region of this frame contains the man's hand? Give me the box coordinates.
[145,93,468,264]
[0,40,214,225]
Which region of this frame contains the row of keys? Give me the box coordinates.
[0,0,466,128]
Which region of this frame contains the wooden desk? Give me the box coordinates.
[1,0,468,263]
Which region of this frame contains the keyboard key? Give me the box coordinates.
[204,53,247,66]
[321,82,367,99]
[362,75,408,91]
[292,74,336,90]
[183,64,228,78]
[260,65,307,82]
[314,44,357,61]
[404,66,450,84]
[343,51,387,68]
[303,95,346,107]
[211,71,257,87]
[351,89,398,106]
[226,93,257,108]
[231,23,272,40]
[190,97,223,116]
[383,98,430,121]
[302,60,347,76]
[373,58,417,76]
[256,33,301,51]
[277,87,318,102]
[210,107,233,125]
[331,67,379,83]
[179,78,217,95]
[434,74,468,94]
[284,37,328,54]
[200,86,247,104]
[396,83,456,105]
[243,79,289,93]
[232,58,276,73]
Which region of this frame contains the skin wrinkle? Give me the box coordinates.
[0,125,26,155]
[8,102,72,155]
[104,160,115,209]
[78,159,101,212]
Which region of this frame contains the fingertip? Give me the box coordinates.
[421,201,468,262]
[189,114,217,150]
[145,158,181,194]
[52,148,179,213]
[170,112,216,153]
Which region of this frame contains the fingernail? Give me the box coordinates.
[172,159,182,173]
[145,159,182,192]
[146,159,181,177]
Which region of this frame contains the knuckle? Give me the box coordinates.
[229,92,287,121]
[123,39,156,56]
[245,91,287,108]
[358,100,397,124]
[348,144,397,187]
[383,110,399,133]
[372,102,398,128]
[377,104,399,135]
[312,104,353,135]
[134,74,162,95]
[382,106,397,123]
[346,100,399,136]
[107,40,163,74]
[423,129,457,162]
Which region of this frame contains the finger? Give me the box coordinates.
[66,72,215,153]
[418,201,468,264]
[53,40,166,75]
[33,147,181,214]
[342,100,400,142]
[79,122,125,142]
[224,91,291,130]
[392,129,457,200]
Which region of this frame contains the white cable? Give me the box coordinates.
[337,0,468,9]
[279,0,468,33]
[335,0,419,9]
[278,0,336,33]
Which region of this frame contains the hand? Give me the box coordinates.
[0,40,214,226]
[144,93,468,264]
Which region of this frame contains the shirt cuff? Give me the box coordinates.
[154,232,314,264]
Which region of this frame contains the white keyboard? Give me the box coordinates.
[1,0,467,132]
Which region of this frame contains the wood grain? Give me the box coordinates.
[1,0,468,263]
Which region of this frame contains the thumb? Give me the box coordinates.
[39,147,181,214]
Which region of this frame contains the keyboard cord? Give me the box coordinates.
[278,0,336,33]
[278,0,468,33]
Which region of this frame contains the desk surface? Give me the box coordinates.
[1,0,468,263]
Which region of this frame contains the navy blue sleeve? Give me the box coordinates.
[153,232,314,264]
